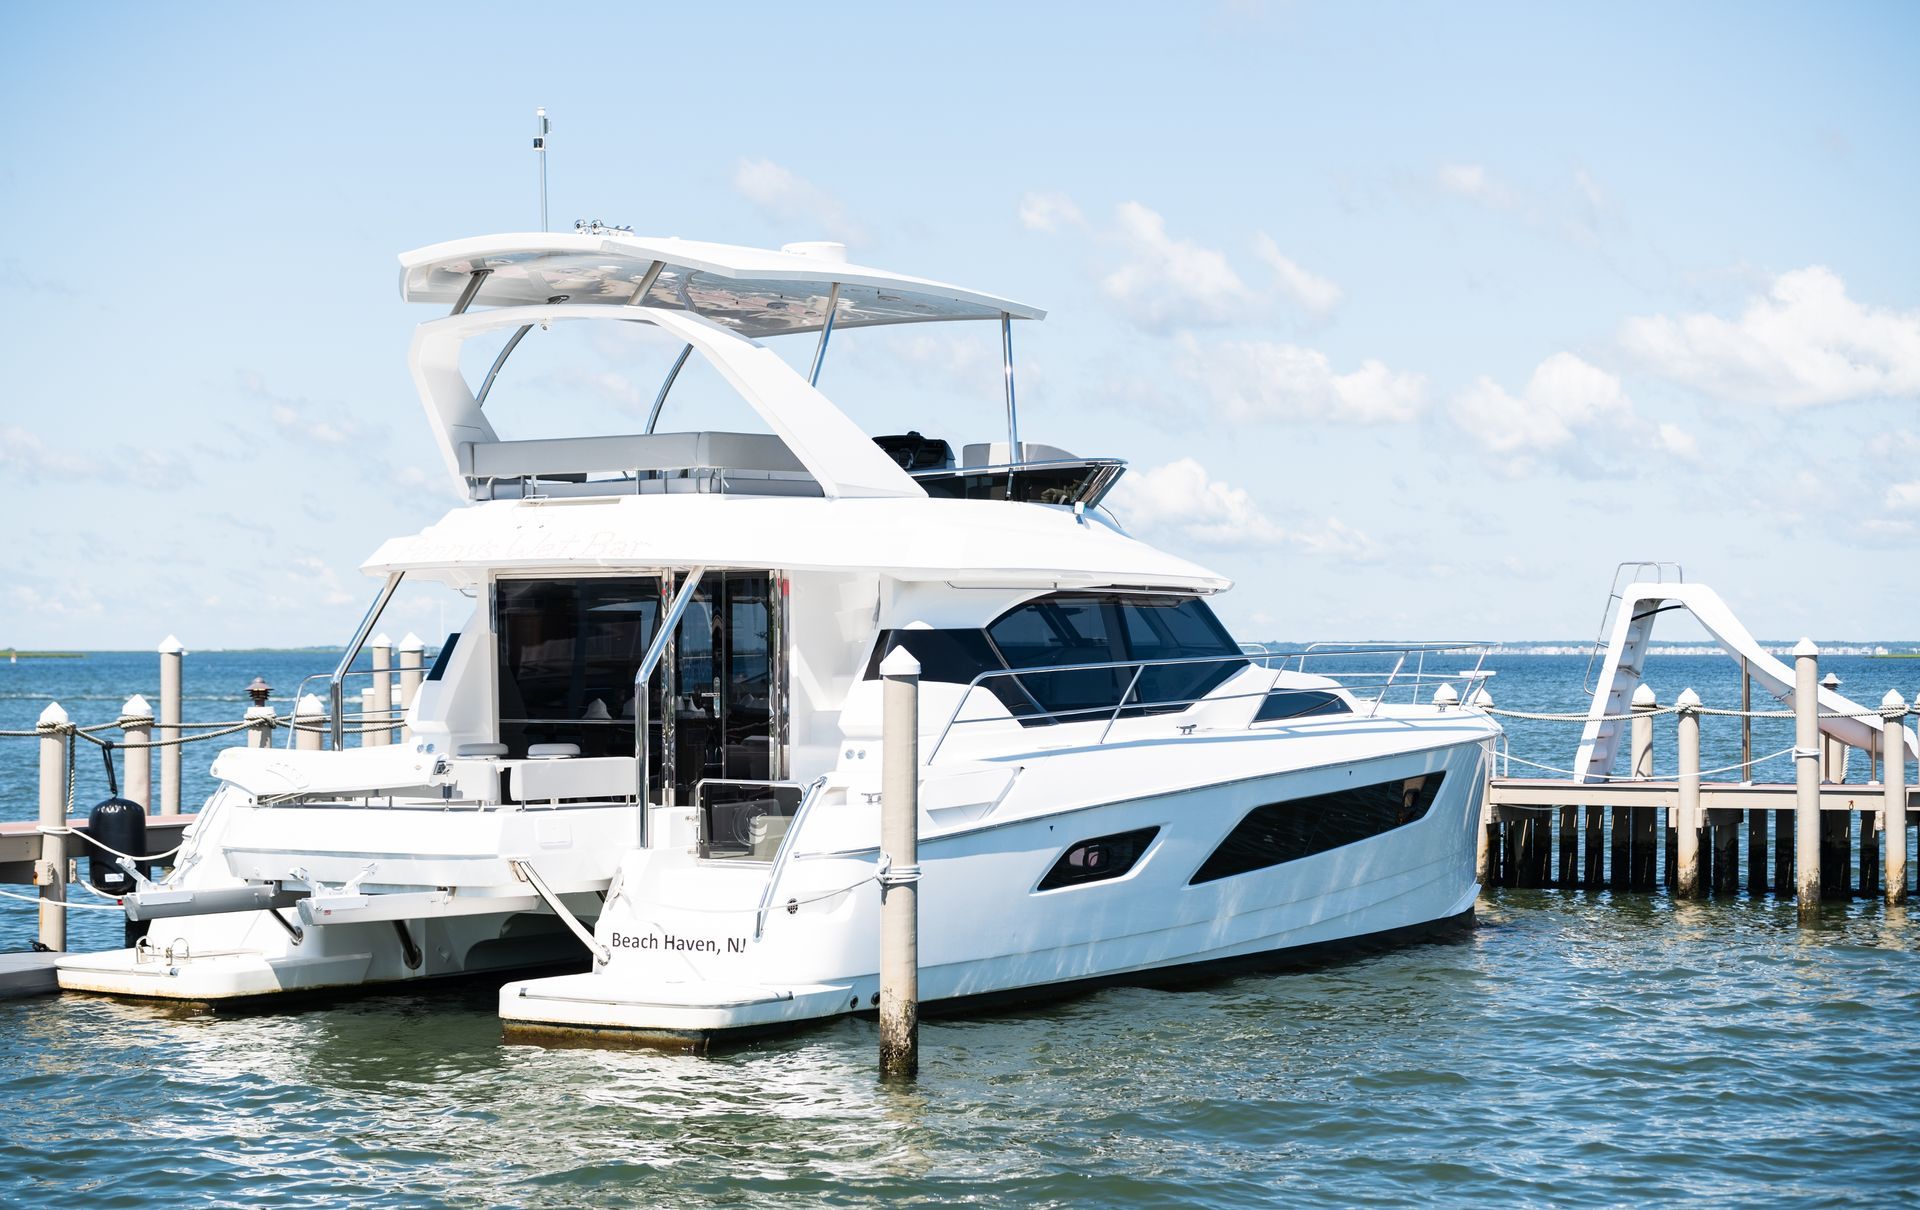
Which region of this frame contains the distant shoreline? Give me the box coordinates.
[2,648,349,658]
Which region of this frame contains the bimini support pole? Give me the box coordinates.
[646,344,694,434]
[1000,311,1020,459]
[809,283,842,387]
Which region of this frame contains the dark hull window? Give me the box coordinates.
[1190,772,1447,885]
[1253,690,1352,722]
[1036,827,1159,891]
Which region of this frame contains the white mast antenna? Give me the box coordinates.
[534,107,550,232]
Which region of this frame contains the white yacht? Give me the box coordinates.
[58,229,1499,1027]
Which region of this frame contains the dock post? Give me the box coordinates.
[1632,686,1659,889]
[1793,639,1822,918]
[878,647,922,1079]
[119,694,154,815]
[294,693,327,753]
[1557,804,1577,888]
[37,702,70,951]
[369,633,393,747]
[1820,673,1846,780]
[158,635,184,814]
[398,632,425,741]
[1475,803,1492,887]
[1885,691,1908,906]
[1676,689,1702,899]
[244,677,275,749]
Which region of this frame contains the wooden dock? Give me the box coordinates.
[1480,638,1913,903]
[0,951,61,1000]
[1483,781,1916,897]
[0,815,193,886]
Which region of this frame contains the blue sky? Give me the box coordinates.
[2,2,1917,649]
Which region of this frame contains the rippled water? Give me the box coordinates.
[4,651,1919,1205]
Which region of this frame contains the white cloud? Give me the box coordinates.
[1100,202,1253,330]
[1450,352,1633,454]
[1109,457,1376,558]
[1112,457,1283,545]
[1252,234,1342,317]
[7,583,104,619]
[731,158,861,244]
[1885,482,1920,512]
[1176,333,1427,424]
[1619,266,1920,406]
[292,555,357,607]
[1655,422,1699,461]
[1017,191,1085,233]
[1436,163,1515,208]
[0,426,98,479]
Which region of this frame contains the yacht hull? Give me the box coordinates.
[55,789,630,1003]
[501,735,1491,1046]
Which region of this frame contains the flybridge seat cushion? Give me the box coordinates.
[461,431,809,482]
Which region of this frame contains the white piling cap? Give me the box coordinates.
[1469,687,1493,707]
[120,693,152,717]
[295,692,327,718]
[878,647,922,677]
[38,700,69,725]
[1883,689,1906,709]
[1821,672,1841,688]
[1431,684,1459,707]
[399,632,425,652]
[372,632,393,649]
[1792,637,1819,657]
[1676,687,1702,708]
[157,634,186,655]
[1632,683,1657,707]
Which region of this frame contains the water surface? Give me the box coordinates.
[3,652,1917,1205]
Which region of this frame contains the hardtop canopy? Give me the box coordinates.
[399,232,1045,338]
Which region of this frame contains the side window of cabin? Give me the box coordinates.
[426,633,460,682]
[1190,772,1446,884]
[865,628,1006,688]
[495,578,660,757]
[864,593,1247,724]
[1117,597,1244,707]
[985,596,1130,720]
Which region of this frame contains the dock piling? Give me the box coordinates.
[158,635,184,814]
[295,694,326,753]
[370,634,393,748]
[878,646,922,1079]
[245,678,276,748]
[119,694,153,815]
[1676,688,1702,898]
[1884,691,1908,906]
[1793,639,1822,918]
[398,633,425,741]
[37,702,69,952]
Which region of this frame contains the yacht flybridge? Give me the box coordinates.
[58,228,1502,1037]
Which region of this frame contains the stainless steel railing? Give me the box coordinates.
[925,642,1492,764]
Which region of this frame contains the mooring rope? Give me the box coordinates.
[1484,704,1908,724]
[1497,742,1802,780]
[36,824,184,864]
[0,885,125,912]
